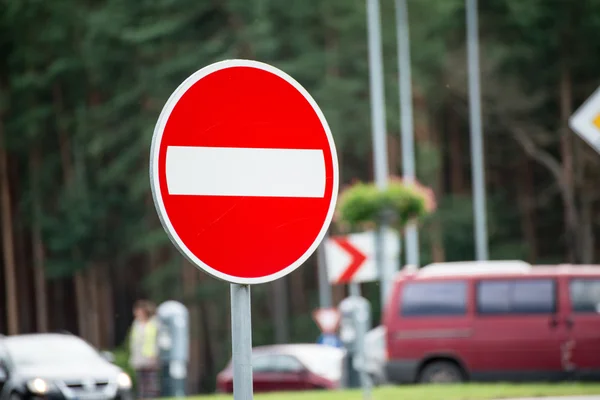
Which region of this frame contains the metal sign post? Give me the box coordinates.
[466,0,490,261]
[354,301,372,400]
[339,296,372,398]
[149,60,339,400]
[366,0,391,312]
[156,301,189,398]
[394,0,420,270]
[349,283,361,297]
[230,285,253,400]
[317,232,333,309]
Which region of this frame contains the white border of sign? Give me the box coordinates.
[569,85,600,154]
[149,59,339,285]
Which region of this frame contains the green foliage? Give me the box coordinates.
[336,179,433,230]
[336,182,382,227]
[106,327,136,387]
[290,313,319,344]
[111,346,136,388]
[382,180,430,227]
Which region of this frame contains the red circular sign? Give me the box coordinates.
[150,60,339,284]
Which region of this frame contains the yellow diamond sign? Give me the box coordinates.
[569,86,600,154]
[594,114,600,130]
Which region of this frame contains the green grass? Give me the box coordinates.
[192,383,600,400]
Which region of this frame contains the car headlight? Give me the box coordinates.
[117,372,132,389]
[27,378,50,394]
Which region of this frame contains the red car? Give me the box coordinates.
[383,261,600,384]
[216,343,345,393]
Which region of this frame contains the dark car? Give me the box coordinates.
[216,343,345,393]
[0,333,133,400]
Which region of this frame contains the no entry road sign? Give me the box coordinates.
[150,60,339,285]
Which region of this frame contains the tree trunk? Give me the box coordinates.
[182,261,202,393]
[30,146,49,332]
[51,279,66,331]
[0,111,19,335]
[88,266,102,347]
[580,187,595,263]
[202,299,221,392]
[448,108,465,194]
[414,87,445,262]
[289,268,307,320]
[331,284,345,306]
[13,188,33,333]
[430,108,446,262]
[198,301,213,392]
[54,83,90,339]
[388,134,400,176]
[73,271,87,338]
[517,157,538,263]
[97,266,114,348]
[430,212,445,263]
[559,28,579,263]
[271,279,289,344]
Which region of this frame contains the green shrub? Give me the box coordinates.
[108,337,136,388]
[336,178,435,230]
[113,347,134,376]
[336,182,382,227]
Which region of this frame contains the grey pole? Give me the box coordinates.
[272,279,289,343]
[466,0,489,260]
[355,308,372,400]
[366,0,390,311]
[395,0,420,269]
[349,282,361,297]
[317,234,333,308]
[366,0,388,188]
[230,284,253,400]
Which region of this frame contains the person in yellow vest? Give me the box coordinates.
[129,300,160,399]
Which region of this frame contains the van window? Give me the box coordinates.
[477,279,555,315]
[569,279,600,313]
[401,281,467,317]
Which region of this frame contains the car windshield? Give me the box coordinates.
[4,336,103,366]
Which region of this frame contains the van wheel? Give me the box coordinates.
[418,361,463,384]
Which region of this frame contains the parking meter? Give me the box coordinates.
[338,296,372,390]
[157,301,189,398]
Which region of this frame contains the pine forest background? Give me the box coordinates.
[1,0,600,394]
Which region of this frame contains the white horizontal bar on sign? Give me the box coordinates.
[165,146,326,198]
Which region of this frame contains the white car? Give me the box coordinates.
[363,325,387,385]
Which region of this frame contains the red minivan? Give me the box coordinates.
[383,261,600,384]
